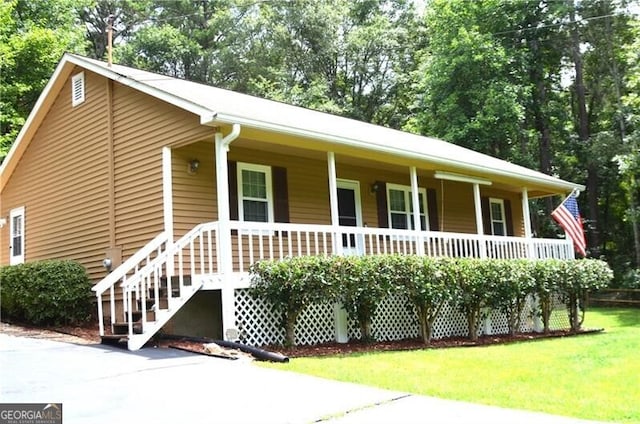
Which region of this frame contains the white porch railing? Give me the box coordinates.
[94,220,573,349]
[228,221,574,272]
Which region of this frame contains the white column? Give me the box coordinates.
[215,132,235,340]
[410,166,425,255]
[162,147,174,276]
[521,188,535,259]
[328,152,348,341]
[473,183,487,258]
[327,152,342,255]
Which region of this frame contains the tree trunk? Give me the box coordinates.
[467,310,479,342]
[568,0,598,255]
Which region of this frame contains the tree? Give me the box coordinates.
[79,0,154,60]
[0,0,88,162]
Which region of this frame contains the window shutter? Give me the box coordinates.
[272,167,289,223]
[376,181,388,228]
[427,188,439,231]
[504,199,514,236]
[481,196,491,235]
[228,161,238,220]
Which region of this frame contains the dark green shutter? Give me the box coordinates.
[504,199,514,236]
[427,188,439,231]
[272,167,289,223]
[228,161,238,220]
[481,196,491,235]
[375,181,388,228]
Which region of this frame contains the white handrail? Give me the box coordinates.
[93,231,169,295]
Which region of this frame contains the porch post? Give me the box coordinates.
[327,152,342,256]
[162,146,174,276]
[215,132,235,340]
[410,166,425,255]
[521,188,535,259]
[473,183,487,258]
[328,152,348,342]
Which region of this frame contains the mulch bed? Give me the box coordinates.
[266,328,603,358]
[155,328,603,359]
[2,320,603,360]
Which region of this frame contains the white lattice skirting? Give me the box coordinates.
[234,289,570,347]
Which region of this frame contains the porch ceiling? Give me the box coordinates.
[229,128,557,198]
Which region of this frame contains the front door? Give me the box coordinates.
[337,180,363,255]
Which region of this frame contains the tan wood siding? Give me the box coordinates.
[111,83,213,258]
[172,141,217,239]
[0,69,110,279]
[228,146,332,225]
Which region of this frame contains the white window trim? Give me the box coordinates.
[237,162,274,223]
[386,183,429,231]
[9,206,25,265]
[489,198,506,236]
[71,72,85,107]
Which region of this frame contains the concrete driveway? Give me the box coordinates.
[0,334,608,424]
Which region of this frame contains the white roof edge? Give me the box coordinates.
[212,113,585,193]
[1,53,584,196]
[64,54,214,118]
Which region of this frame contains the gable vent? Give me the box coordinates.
[71,72,85,106]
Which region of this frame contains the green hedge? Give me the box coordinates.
[250,256,613,346]
[0,260,93,326]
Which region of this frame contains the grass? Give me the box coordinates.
[261,307,640,422]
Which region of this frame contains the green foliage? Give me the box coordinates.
[249,256,334,346]
[486,259,535,336]
[531,259,563,334]
[449,258,491,342]
[396,256,453,344]
[0,0,88,162]
[333,256,395,342]
[555,259,613,331]
[0,260,93,326]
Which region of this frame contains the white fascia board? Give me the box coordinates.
[212,113,584,194]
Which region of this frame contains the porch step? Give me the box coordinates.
[138,297,168,311]
[101,334,128,347]
[113,322,142,335]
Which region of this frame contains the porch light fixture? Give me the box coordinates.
[434,171,492,186]
[370,182,380,194]
[188,159,200,175]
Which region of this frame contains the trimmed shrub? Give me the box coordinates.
[397,256,453,344]
[248,255,614,346]
[451,258,490,342]
[0,260,93,326]
[333,255,395,342]
[556,259,613,332]
[531,259,563,333]
[486,259,535,336]
[249,256,334,346]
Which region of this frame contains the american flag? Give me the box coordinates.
[551,192,587,257]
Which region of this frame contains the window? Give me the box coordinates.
[489,198,506,236]
[386,184,428,230]
[71,72,85,106]
[9,207,25,265]
[237,163,273,223]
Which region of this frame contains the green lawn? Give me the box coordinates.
[261,307,640,422]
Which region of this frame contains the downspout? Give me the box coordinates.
[214,123,241,341]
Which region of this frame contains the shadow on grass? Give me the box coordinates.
[591,306,640,328]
